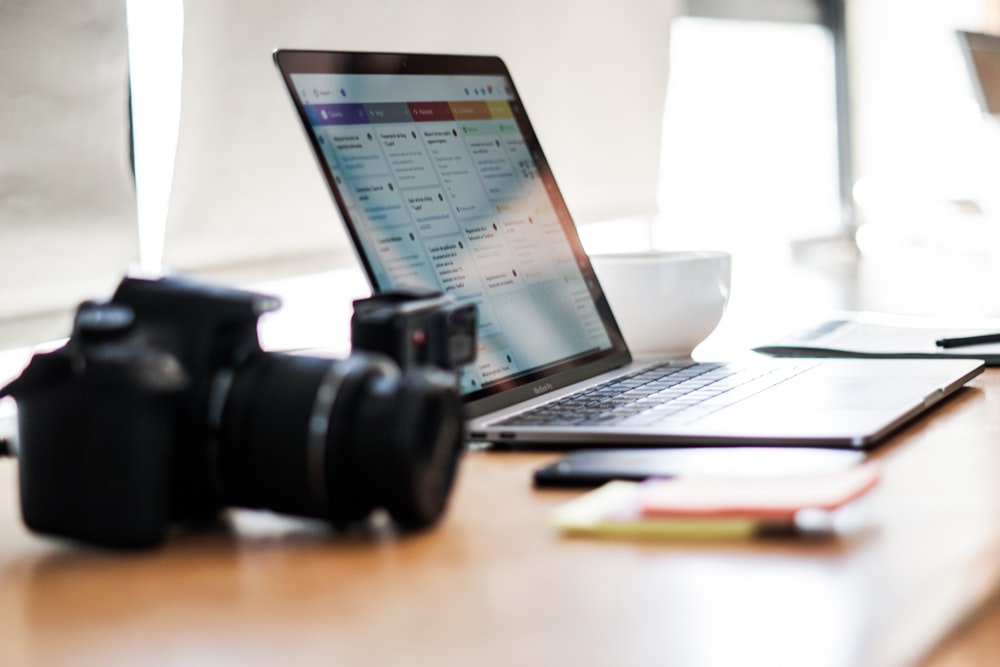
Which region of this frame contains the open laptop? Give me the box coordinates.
[273,49,983,449]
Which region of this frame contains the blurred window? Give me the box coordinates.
[656,0,847,252]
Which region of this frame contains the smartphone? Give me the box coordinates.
[532,447,867,488]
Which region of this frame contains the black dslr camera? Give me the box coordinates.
[0,276,476,548]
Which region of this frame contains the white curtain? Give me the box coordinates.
[165,0,675,277]
[0,0,136,339]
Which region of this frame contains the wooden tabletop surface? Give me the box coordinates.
[2,366,1000,667]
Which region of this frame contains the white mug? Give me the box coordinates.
[589,250,731,358]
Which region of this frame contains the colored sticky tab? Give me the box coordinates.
[639,463,880,521]
[551,465,879,542]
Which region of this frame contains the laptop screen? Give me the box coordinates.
[274,51,629,411]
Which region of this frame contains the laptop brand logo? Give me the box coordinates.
[532,382,554,396]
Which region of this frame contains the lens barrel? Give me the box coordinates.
[348,368,465,528]
[216,352,464,528]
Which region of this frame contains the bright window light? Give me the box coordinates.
[125,0,184,276]
[656,17,841,252]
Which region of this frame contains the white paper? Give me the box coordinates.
[756,311,1000,364]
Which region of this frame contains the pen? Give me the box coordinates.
[935,332,1000,348]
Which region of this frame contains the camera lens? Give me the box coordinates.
[350,368,464,527]
[215,352,464,528]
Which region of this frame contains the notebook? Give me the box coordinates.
[755,312,1000,366]
[272,50,983,449]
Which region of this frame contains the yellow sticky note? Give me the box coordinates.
[552,481,760,541]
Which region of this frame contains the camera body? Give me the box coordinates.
[351,290,477,370]
[0,276,473,548]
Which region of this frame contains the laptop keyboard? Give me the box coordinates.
[497,361,813,428]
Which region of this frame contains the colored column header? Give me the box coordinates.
[407,102,454,122]
[448,101,491,120]
[306,103,368,126]
[485,100,513,119]
[305,100,514,126]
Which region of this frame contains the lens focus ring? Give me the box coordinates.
[305,354,399,513]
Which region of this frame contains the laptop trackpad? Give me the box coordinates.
[692,374,933,440]
[756,374,932,410]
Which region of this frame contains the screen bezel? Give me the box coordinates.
[272,49,631,417]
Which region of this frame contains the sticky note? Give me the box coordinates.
[638,463,879,521]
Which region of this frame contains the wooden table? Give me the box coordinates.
[5,242,1000,667]
[2,367,1000,667]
